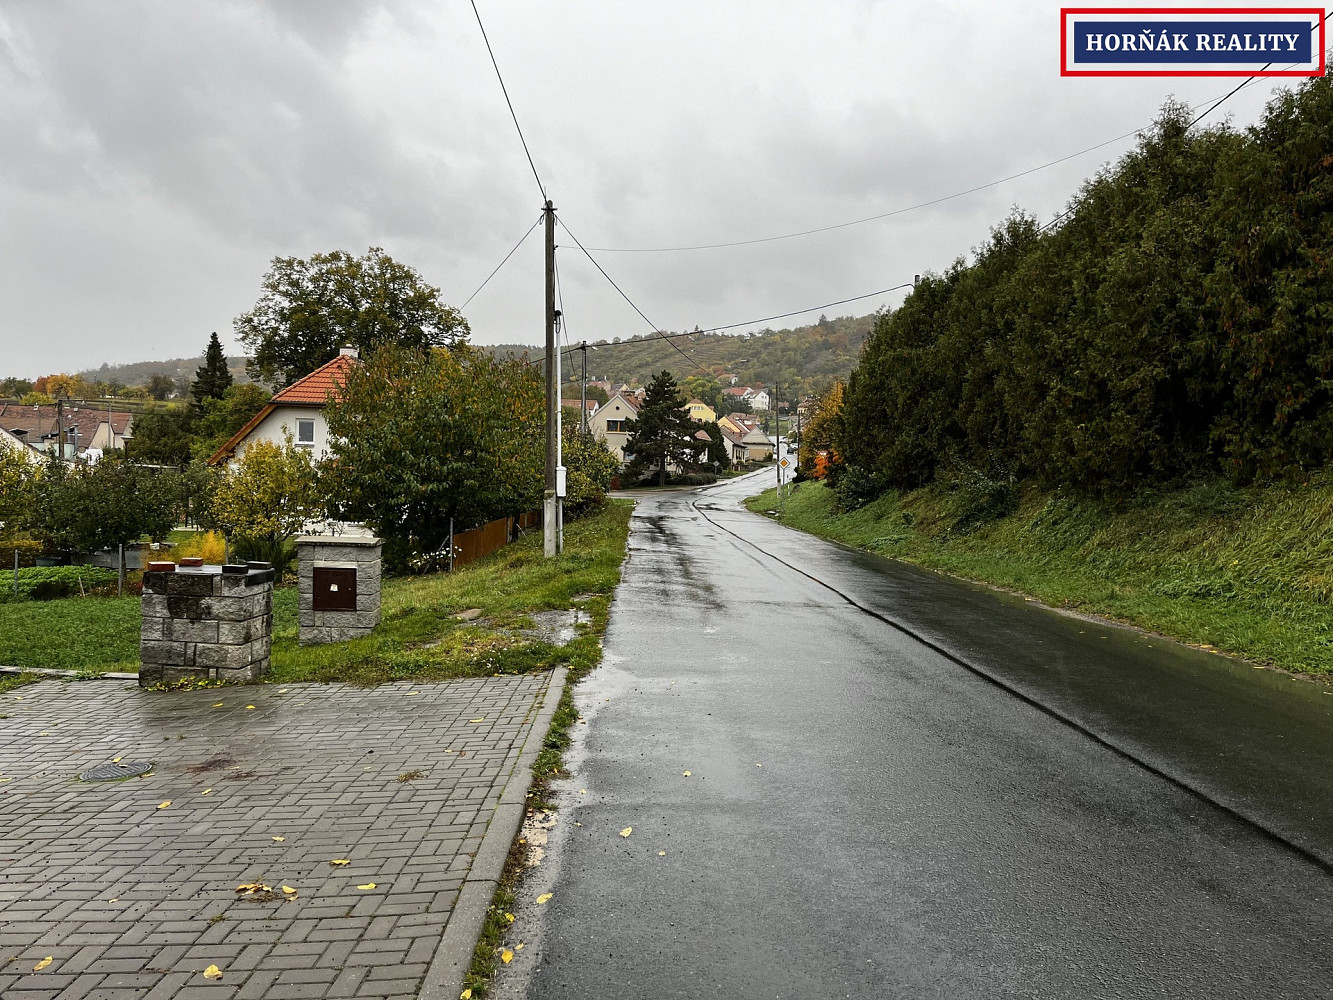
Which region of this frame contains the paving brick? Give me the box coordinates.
[0,674,550,999]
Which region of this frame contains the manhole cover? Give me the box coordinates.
[79,761,153,782]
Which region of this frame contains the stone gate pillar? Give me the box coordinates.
[139,561,274,686]
[297,534,383,645]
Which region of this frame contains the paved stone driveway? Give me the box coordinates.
[0,674,552,999]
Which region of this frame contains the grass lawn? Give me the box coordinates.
[747,478,1333,679]
[0,501,634,686]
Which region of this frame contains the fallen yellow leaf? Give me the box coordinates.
[33,956,53,972]
[658,851,666,856]
[756,763,762,768]
[203,964,222,980]
[202,788,212,795]
[278,689,289,694]
[272,836,285,842]
[515,942,525,950]
[281,886,297,895]
[504,912,515,923]
[245,705,255,710]
[461,990,473,1000]
[357,883,377,891]
[619,827,632,838]
[157,801,171,809]
[682,771,691,777]
[501,949,513,964]
[330,859,350,866]
[579,788,587,795]
[407,691,420,696]
[112,756,123,763]
[212,702,223,708]
[108,897,118,903]
[536,892,553,904]
[468,718,485,723]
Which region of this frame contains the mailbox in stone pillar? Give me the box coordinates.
[297,534,383,644]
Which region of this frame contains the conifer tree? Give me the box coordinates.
[625,370,698,486]
[192,332,234,407]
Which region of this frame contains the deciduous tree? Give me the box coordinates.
[237,248,470,387]
[322,345,543,570]
[210,440,322,575]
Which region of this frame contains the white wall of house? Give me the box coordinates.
[0,427,41,463]
[750,390,771,411]
[233,405,331,464]
[588,393,638,464]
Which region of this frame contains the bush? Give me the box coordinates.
[230,534,298,578]
[171,530,228,564]
[833,465,887,511]
[938,465,1018,534]
[0,565,119,603]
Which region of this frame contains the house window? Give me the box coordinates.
[606,419,627,432]
[296,419,315,446]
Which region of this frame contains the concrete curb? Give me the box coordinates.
[419,666,568,1000]
[0,665,138,680]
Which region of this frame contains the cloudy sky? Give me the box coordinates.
[0,0,1313,378]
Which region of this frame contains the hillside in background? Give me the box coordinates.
[56,313,874,400]
[78,356,254,387]
[487,313,875,399]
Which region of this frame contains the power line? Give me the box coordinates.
[583,130,1147,254]
[556,217,710,373]
[469,0,546,200]
[694,284,912,334]
[460,214,543,309]
[1037,64,1320,236]
[587,42,1330,255]
[1189,13,1329,128]
[526,280,913,365]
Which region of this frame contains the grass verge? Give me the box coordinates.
[747,477,1333,679]
[0,595,142,672]
[0,501,634,685]
[269,500,631,685]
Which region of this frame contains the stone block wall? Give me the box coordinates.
[139,563,275,686]
[297,535,383,645]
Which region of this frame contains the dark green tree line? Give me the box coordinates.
[842,77,1333,497]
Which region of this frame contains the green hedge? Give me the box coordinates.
[0,565,120,603]
[843,77,1333,494]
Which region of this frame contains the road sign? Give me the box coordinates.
[779,457,790,468]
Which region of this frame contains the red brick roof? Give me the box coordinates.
[269,353,357,404]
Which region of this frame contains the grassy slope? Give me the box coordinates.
[748,478,1333,678]
[0,501,634,683]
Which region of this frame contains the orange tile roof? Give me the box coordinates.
[270,353,357,405]
[206,354,357,465]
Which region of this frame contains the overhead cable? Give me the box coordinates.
[460,214,543,309]
[469,0,546,200]
[556,218,710,373]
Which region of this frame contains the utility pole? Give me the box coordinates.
[55,398,64,462]
[543,200,561,558]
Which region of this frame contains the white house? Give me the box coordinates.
[750,389,771,411]
[587,390,641,464]
[208,348,358,467]
[0,425,42,463]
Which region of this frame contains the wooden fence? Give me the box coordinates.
[450,509,542,570]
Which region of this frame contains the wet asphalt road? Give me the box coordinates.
[498,473,1333,999]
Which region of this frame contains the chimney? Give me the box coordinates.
[339,346,358,358]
